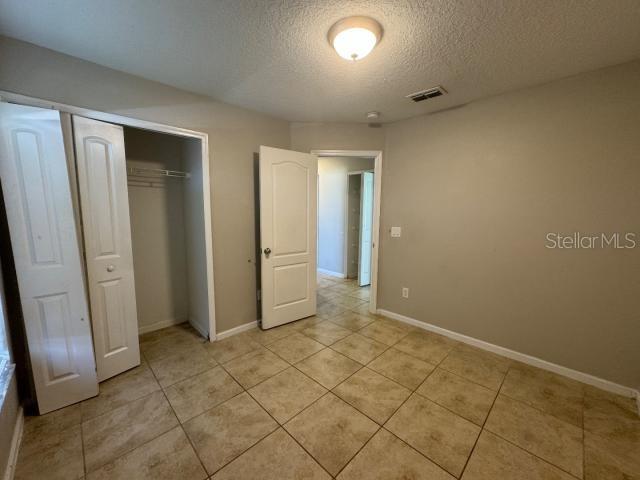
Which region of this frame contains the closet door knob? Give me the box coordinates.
[264,248,271,258]
[106,264,115,272]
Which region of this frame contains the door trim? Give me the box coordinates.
[311,150,382,315]
[0,90,217,341]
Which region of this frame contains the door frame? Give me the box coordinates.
[357,170,375,287]
[311,150,382,314]
[0,90,218,340]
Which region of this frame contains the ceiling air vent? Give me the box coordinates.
[406,86,447,102]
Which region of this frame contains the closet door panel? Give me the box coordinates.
[97,278,127,353]
[0,103,98,413]
[73,115,140,381]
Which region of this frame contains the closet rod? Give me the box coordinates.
[126,166,191,179]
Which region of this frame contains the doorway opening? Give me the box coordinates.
[313,150,382,315]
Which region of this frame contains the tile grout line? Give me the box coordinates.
[280,428,338,479]
[444,345,587,427]
[153,361,221,392]
[145,349,211,478]
[81,353,181,475]
[332,424,383,478]
[330,336,438,478]
[480,428,584,480]
[146,342,216,378]
[227,308,386,478]
[332,335,459,478]
[495,389,583,428]
[328,366,410,427]
[465,364,585,480]
[242,386,335,479]
[80,416,88,479]
[216,335,341,478]
[381,426,455,478]
[376,328,587,429]
[420,360,497,394]
[262,335,326,365]
[205,390,281,477]
[279,385,375,479]
[458,360,511,478]
[290,352,364,392]
[83,345,214,426]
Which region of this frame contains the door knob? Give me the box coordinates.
[106,264,115,272]
[264,248,271,258]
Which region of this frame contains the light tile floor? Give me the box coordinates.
[14,273,640,479]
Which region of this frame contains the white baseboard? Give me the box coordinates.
[3,406,23,480]
[216,320,258,341]
[317,268,346,279]
[138,317,186,335]
[377,308,639,399]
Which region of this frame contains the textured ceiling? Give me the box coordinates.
[1,0,640,123]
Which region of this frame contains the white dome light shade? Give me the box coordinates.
[333,28,377,61]
[328,16,383,62]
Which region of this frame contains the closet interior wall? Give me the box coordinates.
[124,127,193,335]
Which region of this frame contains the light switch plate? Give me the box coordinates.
[391,226,402,238]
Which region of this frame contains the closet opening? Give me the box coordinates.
[122,127,210,339]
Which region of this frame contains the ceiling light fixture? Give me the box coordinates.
[328,16,383,61]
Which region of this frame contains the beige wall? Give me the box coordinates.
[291,122,385,153]
[379,61,640,388]
[0,36,290,333]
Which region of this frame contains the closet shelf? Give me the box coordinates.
[127,166,191,179]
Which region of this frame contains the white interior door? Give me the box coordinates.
[73,115,140,381]
[260,146,317,329]
[358,171,374,287]
[0,103,98,413]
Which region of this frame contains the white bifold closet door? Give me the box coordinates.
[0,103,98,413]
[73,116,140,381]
[259,146,317,329]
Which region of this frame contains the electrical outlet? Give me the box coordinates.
[402,287,409,298]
